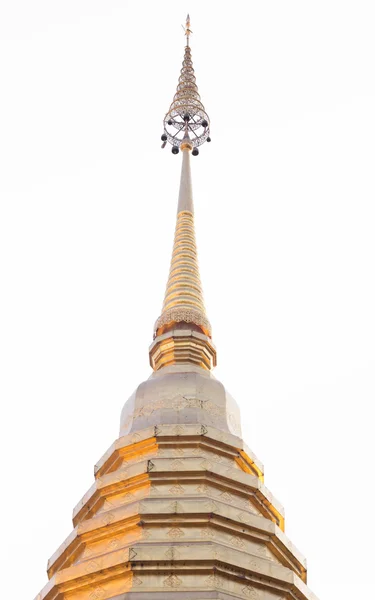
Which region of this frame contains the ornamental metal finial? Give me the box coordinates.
[160,16,211,156]
[185,14,192,46]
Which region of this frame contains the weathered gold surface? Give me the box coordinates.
[119,365,239,438]
[35,405,318,600]
[35,363,317,600]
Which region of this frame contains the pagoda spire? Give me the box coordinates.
[150,17,215,372]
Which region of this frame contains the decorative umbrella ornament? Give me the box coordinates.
[161,15,211,156]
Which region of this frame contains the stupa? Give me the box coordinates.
[35,17,318,600]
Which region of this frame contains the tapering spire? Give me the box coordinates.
[150,18,216,372]
[155,149,211,338]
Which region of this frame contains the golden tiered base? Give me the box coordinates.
[149,329,217,371]
[36,424,316,600]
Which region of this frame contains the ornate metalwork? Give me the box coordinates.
[162,16,211,152]
[155,307,212,337]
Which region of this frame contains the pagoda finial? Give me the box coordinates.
[160,16,211,155]
[185,14,192,46]
[151,19,216,372]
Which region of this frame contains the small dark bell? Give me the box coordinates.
[202,119,208,128]
[207,136,211,142]
[183,113,190,122]
[161,133,167,141]
[172,146,179,154]
[168,119,173,125]
[192,147,199,156]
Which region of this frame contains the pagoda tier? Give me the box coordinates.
[35,364,317,600]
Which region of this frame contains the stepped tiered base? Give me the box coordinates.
[35,409,317,600]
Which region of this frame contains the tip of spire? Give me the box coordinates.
[185,14,191,46]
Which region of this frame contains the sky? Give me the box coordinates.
[1,1,374,599]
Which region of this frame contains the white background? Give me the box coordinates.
[1,2,374,598]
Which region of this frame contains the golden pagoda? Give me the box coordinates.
[35,17,318,600]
